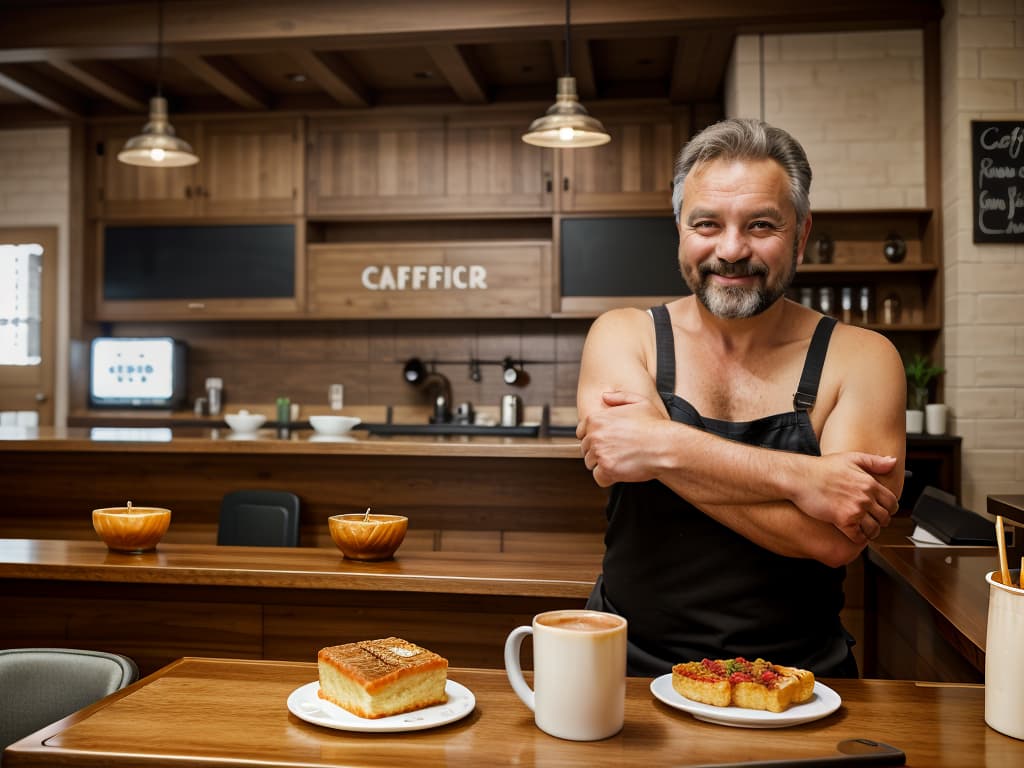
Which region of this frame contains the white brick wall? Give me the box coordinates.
[729,20,1024,514]
[728,31,926,210]
[0,127,71,426]
[943,0,1024,513]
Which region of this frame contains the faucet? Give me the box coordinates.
[423,372,452,424]
[402,358,452,423]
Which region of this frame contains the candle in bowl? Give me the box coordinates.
[92,501,172,553]
[328,512,408,561]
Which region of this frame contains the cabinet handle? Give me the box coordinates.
[563,177,570,192]
[187,302,206,310]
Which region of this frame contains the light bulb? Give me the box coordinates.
[558,126,575,142]
[149,148,166,162]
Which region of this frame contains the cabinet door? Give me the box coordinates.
[89,122,199,219]
[307,116,447,216]
[200,118,304,217]
[306,240,552,318]
[444,113,554,214]
[558,113,682,212]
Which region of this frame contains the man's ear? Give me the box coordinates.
[795,213,813,266]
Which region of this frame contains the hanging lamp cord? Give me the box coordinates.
[564,0,571,77]
[156,0,164,98]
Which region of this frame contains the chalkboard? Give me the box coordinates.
[560,217,688,297]
[103,224,295,300]
[971,120,1024,243]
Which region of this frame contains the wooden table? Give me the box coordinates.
[0,539,600,674]
[5,657,1021,767]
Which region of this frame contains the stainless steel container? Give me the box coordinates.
[500,394,522,427]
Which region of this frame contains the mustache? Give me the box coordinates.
[698,259,769,278]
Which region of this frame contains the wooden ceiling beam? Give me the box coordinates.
[47,59,148,112]
[288,49,369,108]
[425,44,487,104]
[0,1,943,62]
[0,64,83,118]
[176,54,270,110]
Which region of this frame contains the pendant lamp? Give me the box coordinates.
[118,0,198,167]
[522,0,610,148]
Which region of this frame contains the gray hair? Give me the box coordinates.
[671,118,812,228]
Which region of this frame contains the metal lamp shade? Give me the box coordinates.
[522,77,611,148]
[117,96,199,168]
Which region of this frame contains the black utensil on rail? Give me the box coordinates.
[683,738,906,768]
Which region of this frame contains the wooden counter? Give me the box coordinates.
[863,532,997,683]
[0,427,607,550]
[0,539,600,675]
[8,658,1022,768]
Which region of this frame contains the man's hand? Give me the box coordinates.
[577,390,668,487]
[788,452,899,543]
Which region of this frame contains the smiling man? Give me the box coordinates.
[576,118,906,678]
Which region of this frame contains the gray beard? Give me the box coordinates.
[686,247,799,320]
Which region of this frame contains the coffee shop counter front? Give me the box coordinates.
[0,426,603,551]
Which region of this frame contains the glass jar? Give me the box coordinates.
[818,287,834,317]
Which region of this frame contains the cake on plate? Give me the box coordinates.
[317,637,448,719]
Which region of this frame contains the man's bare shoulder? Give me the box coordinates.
[589,306,655,336]
[828,322,903,368]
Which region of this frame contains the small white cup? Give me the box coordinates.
[504,609,627,741]
[905,410,924,434]
[925,403,948,435]
[985,570,1024,740]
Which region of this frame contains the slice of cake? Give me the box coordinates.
[317,637,448,719]
[671,657,815,713]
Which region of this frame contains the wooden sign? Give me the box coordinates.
[971,120,1024,243]
[305,241,552,318]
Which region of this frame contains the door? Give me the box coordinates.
[0,227,56,426]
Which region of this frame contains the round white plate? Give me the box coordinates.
[650,674,841,729]
[287,680,475,733]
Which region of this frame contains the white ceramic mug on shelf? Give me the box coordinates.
[925,403,948,435]
[504,609,627,741]
[985,570,1024,740]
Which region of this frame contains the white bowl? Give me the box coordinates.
[224,410,266,434]
[309,415,361,436]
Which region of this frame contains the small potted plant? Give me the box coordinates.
[904,353,945,433]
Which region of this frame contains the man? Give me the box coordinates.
[576,118,905,678]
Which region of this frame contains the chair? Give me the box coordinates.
[217,489,301,546]
[0,648,138,763]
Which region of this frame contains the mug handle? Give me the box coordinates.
[504,624,535,712]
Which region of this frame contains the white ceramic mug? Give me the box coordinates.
[504,609,627,741]
[925,403,948,435]
[985,570,1024,740]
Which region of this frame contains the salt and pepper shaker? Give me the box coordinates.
[882,294,902,325]
[329,384,344,411]
[818,287,834,317]
[840,287,853,323]
[858,287,872,324]
[799,287,814,308]
[205,377,223,416]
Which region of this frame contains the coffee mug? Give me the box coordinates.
[985,570,1024,740]
[504,609,627,741]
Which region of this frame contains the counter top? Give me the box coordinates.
[0,538,600,599]
[0,426,583,459]
[7,658,1019,768]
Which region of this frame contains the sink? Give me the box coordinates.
[357,422,541,438]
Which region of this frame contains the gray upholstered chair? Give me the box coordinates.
[0,647,138,764]
[217,489,301,547]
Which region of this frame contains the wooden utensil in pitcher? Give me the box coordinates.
[996,515,1011,586]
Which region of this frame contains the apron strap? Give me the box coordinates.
[650,304,676,398]
[793,315,838,411]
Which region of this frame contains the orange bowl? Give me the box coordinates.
[328,513,408,561]
[92,506,171,553]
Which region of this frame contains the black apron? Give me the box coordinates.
[587,305,856,678]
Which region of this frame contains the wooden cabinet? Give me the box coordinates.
[89,117,304,219]
[306,240,552,318]
[557,110,689,213]
[307,111,554,217]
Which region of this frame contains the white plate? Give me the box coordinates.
[287,680,475,733]
[650,674,841,728]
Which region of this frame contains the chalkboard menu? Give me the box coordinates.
[971,120,1024,243]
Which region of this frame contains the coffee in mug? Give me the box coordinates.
[504,609,627,741]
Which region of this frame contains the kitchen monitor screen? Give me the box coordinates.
[89,337,187,408]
